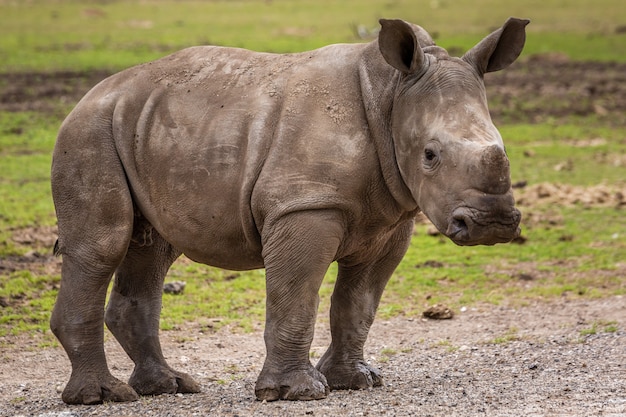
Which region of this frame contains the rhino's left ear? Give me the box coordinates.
[378,19,426,74]
[463,17,530,74]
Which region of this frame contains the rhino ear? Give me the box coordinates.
[378,19,426,74]
[463,17,530,74]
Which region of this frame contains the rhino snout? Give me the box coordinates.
[446,205,521,246]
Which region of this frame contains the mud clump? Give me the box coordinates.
[422,304,455,320]
[515,183,626,208]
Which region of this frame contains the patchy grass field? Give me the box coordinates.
[1,0,626,72]
[0,0,625,341]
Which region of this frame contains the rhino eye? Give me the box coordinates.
[423,144,441,171]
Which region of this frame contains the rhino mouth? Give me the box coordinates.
[446,206,521,246]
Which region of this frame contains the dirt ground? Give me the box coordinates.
[1,56,626,416]
[1,298,625,416]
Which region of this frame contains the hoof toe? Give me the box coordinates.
[255,368,328,401]
[130,366,201,396]
[318,359,383,391]
[175,372,201,394]
[62,375,139,405]
[255,387,280,402]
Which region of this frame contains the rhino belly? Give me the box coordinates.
[135,157,264,270]
[115,88,267,270]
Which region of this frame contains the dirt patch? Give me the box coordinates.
[515,182,626,209]
[0,226,61,277]
[2,56,626,126]
[11,225,58,249]
[0,70,111,114]
[486,56,626,126]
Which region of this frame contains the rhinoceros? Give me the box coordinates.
[50,17,528,404]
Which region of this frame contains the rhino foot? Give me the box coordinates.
[255,367,329,401]
[62,373,139,405]
[317,359,383,391]
[129,365,200,396]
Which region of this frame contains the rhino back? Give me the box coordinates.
[76,44,382,268]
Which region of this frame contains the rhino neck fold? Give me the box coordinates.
[358,43,418,212]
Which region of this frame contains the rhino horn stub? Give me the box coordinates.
[478,145,512,195]
[378,19,427,74]
[462,17,530,74]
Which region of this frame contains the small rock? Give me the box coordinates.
[553,160,573,172]
[163,281,186,295]
[426,226,441,236]
[416,260,444,268]
[512,234,528,244]
[517,273,535,281]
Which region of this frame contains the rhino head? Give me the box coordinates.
[379,17,528,246]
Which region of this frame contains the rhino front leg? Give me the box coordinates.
[255,211,344,401]
[105,228,200,396]
[316,220,413,390]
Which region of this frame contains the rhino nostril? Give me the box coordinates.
[453,217,467,232]
[447,214,469,239]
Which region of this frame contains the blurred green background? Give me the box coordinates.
[1,0,625,72]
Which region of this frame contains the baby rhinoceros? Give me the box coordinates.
[51,17,528,404]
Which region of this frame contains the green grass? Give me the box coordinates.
[502,122,626,186]
[380,204,626,315]
[0,270,60,336]
[490,327,520,344]
[162,264,267,332]
[579,321,619,338]
[0,113,58,256]
[1,0,626,72]
[1,0,626,339]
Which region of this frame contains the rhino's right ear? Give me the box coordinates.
[378,19,426,74]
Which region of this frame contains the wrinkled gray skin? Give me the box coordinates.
[50,18,528,404]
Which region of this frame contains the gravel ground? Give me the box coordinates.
[2,296,624,416]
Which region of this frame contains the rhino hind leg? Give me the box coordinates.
[51,255,140,405]
[317,220,413,391]
[50,147,138,404]
[104,218,200,396]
